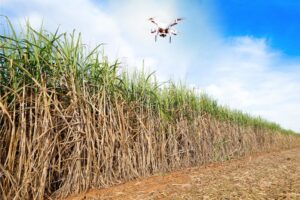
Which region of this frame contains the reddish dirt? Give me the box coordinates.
[63,148,300,200]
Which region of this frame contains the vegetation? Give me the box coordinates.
[0,18,299,199]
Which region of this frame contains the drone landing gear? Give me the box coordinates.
[169,36,172,43]
[155,35,157,42]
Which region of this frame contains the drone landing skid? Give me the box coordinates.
[154,36,172,43]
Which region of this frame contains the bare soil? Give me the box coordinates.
[63,148,300,200]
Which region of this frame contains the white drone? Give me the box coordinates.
[149,17,184,43]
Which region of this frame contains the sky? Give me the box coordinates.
[1,0,300,132]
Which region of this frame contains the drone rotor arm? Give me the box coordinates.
[168,18,184,28]
[148,17,159,26]
[151,28,157,34]
[170,29,177,35]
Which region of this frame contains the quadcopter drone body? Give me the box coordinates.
[149,17,184,43]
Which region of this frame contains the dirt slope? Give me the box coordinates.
[64,148,300,200]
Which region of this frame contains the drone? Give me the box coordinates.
[149,17,184,43]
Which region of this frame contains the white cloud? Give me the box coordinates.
[200,37,300,132]
[2,0,300,132]
[107,0,190,81]
[6,0,136,65]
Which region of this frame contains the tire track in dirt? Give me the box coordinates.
[63,147,300,200]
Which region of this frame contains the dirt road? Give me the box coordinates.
[64,148,300,200]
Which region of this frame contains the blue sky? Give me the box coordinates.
[214,0,300,56]
[1,0,300,132]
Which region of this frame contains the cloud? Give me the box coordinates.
[107,0,191,80]
[2,0,300,132]
[199,37,300,132]
[4,0,136,65]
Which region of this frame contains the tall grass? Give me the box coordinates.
[0,19,299,199]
